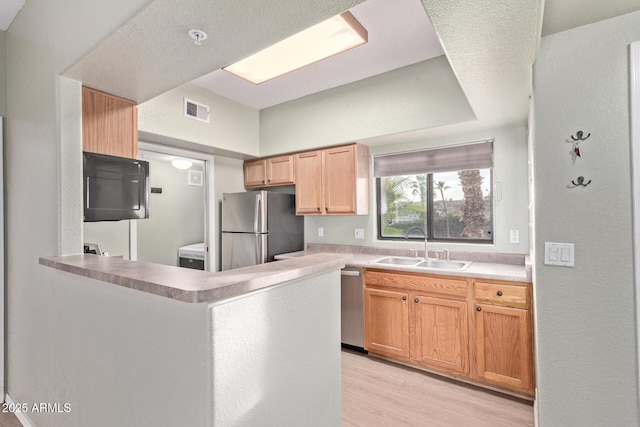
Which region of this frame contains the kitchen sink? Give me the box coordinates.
[370,256,472,271]
[370,256,422,266]
[415,259,472,271]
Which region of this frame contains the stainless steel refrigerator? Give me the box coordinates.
[221,191,304,270]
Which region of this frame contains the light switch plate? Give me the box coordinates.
[354,228,365,239]
[544,242,574,267]
[317,227,324,237]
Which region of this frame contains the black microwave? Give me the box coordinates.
[83,152,150,222]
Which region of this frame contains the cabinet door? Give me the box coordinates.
[324,145,355,214]
[82,87,138,158]
[244,160,267,188]
[364,287,410,360]
[267,155,295,185]
[412,295,469,375]
[475,303,533,394]
[295,151,323,214]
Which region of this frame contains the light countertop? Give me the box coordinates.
[40,252,351,303]
[276,245,531,283]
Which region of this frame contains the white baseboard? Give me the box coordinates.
[4,394,34,427]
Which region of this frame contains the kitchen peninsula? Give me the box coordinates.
[38,253,349,427]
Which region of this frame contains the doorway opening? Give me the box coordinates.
[131,142,215,271]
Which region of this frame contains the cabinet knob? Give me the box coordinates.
[497,291,503,297]
[262,180,265,184]
[414,298,419,303]
[402,296,407,301]
[317,207,321,211]
[476,307,482,312]
[325,207,328,212]
[268,179,271,183]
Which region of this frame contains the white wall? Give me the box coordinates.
[304,125,530,254]
[84,221,131,259]
[137,159,205,266]
[138,83,260,157]
[5,0,153,419]
[20,269,211,427]
[210,270,341,426]
[213,156,246,270]
[532,11,640,425]
[28,265,341,427]
[259,56,475,156]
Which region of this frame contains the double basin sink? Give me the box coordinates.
[370,256,472,271]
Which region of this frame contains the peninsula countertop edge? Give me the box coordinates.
[40,253,352,303]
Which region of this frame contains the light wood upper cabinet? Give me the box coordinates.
[244,159,267,187]
[82,86,138,159]
[324,145,356,213]
[295,143,369,215]
[244,155,295,188]
[295,151,323,214]
[268,155,295,185]
[474,280,534,396]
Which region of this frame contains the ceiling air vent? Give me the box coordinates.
[184,98,210,123]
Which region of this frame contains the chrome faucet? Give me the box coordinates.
[404,226,429,260]
[436,249,450,262]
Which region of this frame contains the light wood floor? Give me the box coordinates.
[0,350,534,427]
[342,349,535,427]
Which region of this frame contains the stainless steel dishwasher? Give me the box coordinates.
[341,266,365,351]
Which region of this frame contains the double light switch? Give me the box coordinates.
[544,242,575,267]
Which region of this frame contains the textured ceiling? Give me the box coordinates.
[61,0,640,146]
[64,0,364,103]
[191,0,444,109]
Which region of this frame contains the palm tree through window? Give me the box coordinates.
[377,169,493,243]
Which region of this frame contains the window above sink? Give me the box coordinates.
[374,141,494,245]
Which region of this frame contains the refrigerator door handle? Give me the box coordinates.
[254,193,261,233]
[255,234,267,264]
[255,234,260,264]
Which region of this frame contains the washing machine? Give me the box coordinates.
[178,243,205,270]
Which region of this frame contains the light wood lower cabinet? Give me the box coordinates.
[364,269,534,398]
[364,287,410,360]
[474,280,534,396]
[364,270,470,377]
[413,295,469,375]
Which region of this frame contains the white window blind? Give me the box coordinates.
[373,140,493,177]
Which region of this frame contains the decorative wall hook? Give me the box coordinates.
[570,176,591,187]
[567,130,591,161]
[570,130,590,141]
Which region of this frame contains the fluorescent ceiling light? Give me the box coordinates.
[224,11,368,84]
[172,159,193,170]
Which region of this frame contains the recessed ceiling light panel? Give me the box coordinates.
[224,11,368,84]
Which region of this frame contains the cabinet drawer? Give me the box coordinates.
[474,281,528,309]
[365,269,468,299]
